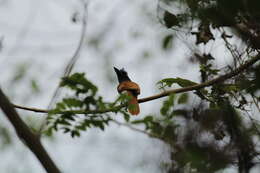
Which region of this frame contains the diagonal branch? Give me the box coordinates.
[13,55,260,114]
[138,54,260,103]
[0,88,61,173]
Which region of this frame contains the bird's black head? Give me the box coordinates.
[114,67,131,83]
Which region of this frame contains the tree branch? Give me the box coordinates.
[138,55,260,103]
[13,104,49,113]
[0,88,61,173]
[13,55,260,114]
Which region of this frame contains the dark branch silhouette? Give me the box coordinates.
[0,88,61,173]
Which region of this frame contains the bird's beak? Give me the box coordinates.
[114,67,120,75]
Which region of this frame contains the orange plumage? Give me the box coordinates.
[117,81,140,115]
[127,91,139,115]
[114,67,140,115]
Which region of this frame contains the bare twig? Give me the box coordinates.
[13,103,123,114]
[0,88,61,173]
[251,94,260,112]
[12,54,260,115]
[13,104,48,113]
[38,1,89,133]
[48,1,88,109]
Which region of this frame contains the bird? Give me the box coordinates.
[114,67,140,115]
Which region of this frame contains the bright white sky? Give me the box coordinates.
[0,0,180,172]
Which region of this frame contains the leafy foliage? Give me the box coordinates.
[46,73,129,137]
[60,73,97,96]
[45,1,260,172]
[154,0,260,172]
[157,77,198,88]
[159,0,260,48]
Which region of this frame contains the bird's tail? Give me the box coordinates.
[127,91,140,115]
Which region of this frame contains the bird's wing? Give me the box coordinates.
[117,81,140,94]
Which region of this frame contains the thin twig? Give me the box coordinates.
[13,104,48,113]
[48,1,88,109]
[38,1,89,133]
[251,94,260,112]
[13,55,260,115]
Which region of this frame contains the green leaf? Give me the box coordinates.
[48,109,60,115]
[44,128,53,137]
[178,93,189,104]
[221,84,240,93]
[162,35,173,50]
[200,64,220,75]
[91,120,105,131]
[160,94,175,116]
[60,73,98,96]
[63,98,83,108]
[131,119,146,124]
[31,79,40,93]
[163,125,176,139]
[99,124,105,131]
[164,11,180,28]
[61,127,71,133]
[172,109,188,117]
[144,116,154,122]
[157,77,198,89]
[150,122,163,135]
[122,111,130,122]
[75,124,86,131]
[58,119,71,126]
[118,93,131,102]
[11,63,29,83]
[56,102,66,110]
[131,116,154,130]
[71,130,80,138]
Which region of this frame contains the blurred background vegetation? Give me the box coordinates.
[0,0,259,172]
